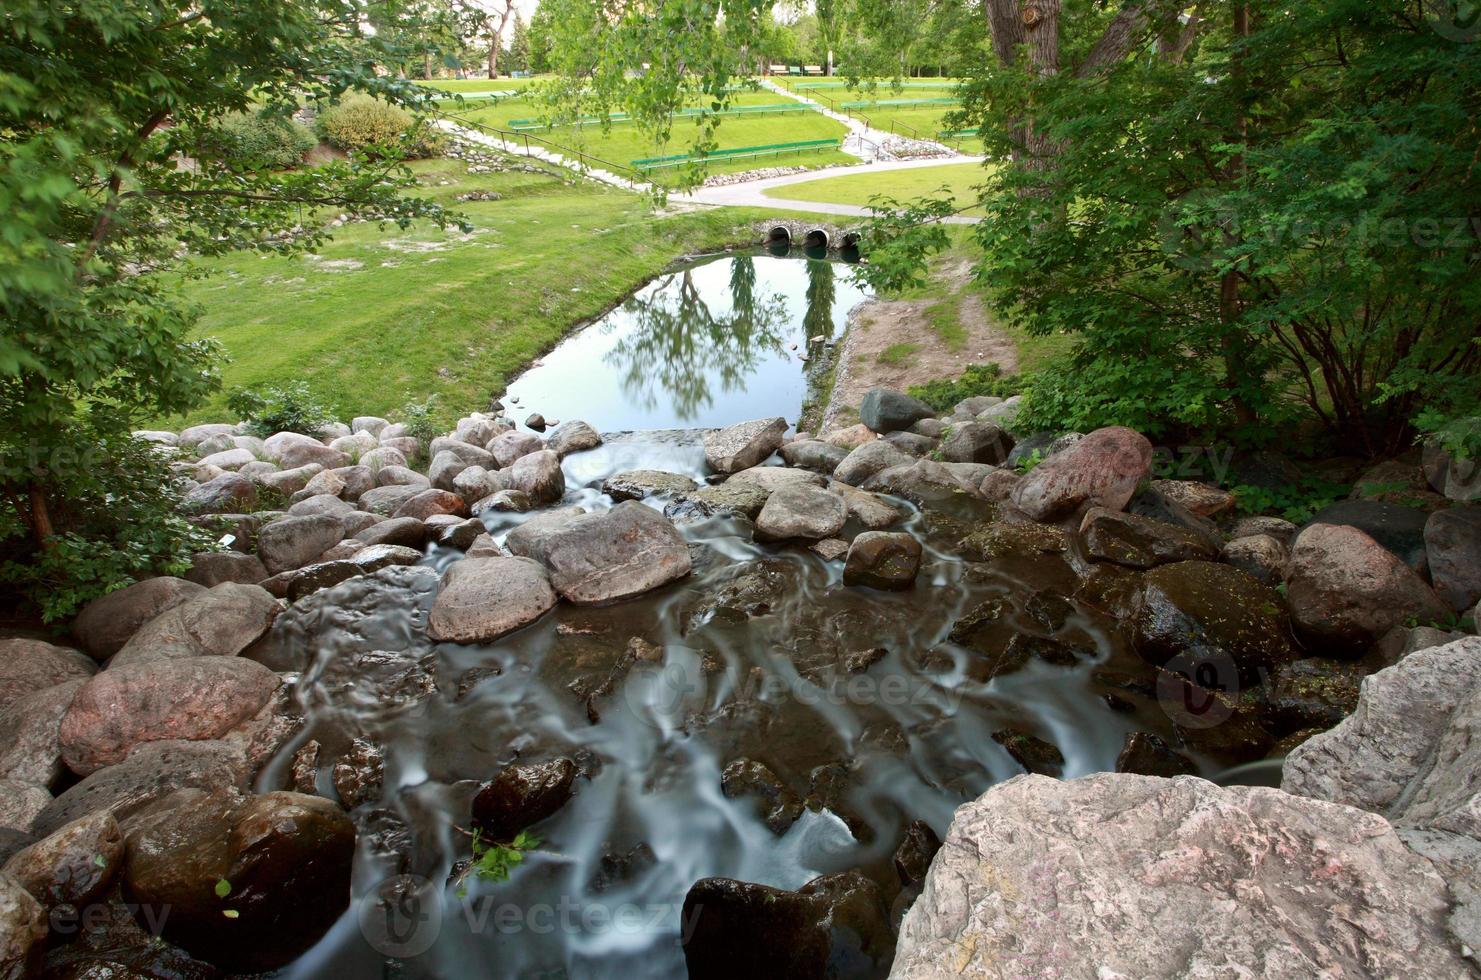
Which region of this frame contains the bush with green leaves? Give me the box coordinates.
[210,110,316,171]
[316,94,445,159]
[0,424,217,622]
[908,363,1026,413]
[400,396,447,457]
[227,382,335,439]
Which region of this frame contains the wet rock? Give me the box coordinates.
[727,464,826,491]
[182,472,258,515]
[938,421,1013,465]
[428,557,558,644]
[111,583,279,667]
[0,782,49,834]
[121,789,354,972]
[682,871,893,979]
[810,538,850,562]
[893,820,942,886]
[829,481,903,530]
[1010,426,1154,521]
[1,810,122,910]
[779,439,849,474]
[1304,498,1431,575]
[860,388,935,434]
[1221,533,1288,585]
[471,759,577,842]
[0,679,84,786]
[1425,505,1481,612]
[473,489,533,515]
[1286,523,1447,652]
[1132,560,1293,683]
[976,468,1021,503]
[506,449,565,506]
[832,440,914,487]
[602,469,697,502]
[882,430,938,457]
[33,739,248,837]
[1080,507,1218,569]
[957,522,1069,563]
[72,577,205,659]
[60,659,280,775]
[1115,732,1196,777]
[1231,515,1299,544]
[256,514,343,575]
[487,430,544,469]
[0,873,45,978]
[0,639,95,713]
[992,729,1064,776]
[392,487,469,521]
[894,773,1472,979]
[843,532,922,590]
[1150,479,1236,517]
[720,760,803,834]
[1259,658,1364,735]
[704,417,787,474]
[546,420,602,457]
[754,484,848,542]
[434,517,486,550]
[330,738,384,809]
[285,544,423,602]
[507,502,691,605]
[358,483,425,516]
[186,551,269,587]
[667,482,772,521]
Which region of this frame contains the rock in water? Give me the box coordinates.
[859,388,935,433]
[428,557,558,643]
[682,871,893,978]
[471,759,576,842]
[1130,560,1294,683]
[843,531,922,590]
[601,469,698,502]
[505,501,691,605]
[754,484,848,542]
[704,417,787,474]
[1010,426,1153,521]
[893,773,1471,979]
[546,420,602,457]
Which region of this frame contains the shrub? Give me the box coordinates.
[210,110,316,171]
[227,382,334,438]
[908,363,1026,412]
[316,94,445,159]
[400,396,447,457]
[0,425,216,622]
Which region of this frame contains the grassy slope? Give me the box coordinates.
[763,161,990,212]
[168,159,780,425]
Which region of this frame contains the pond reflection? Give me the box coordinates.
[503,253,869,431]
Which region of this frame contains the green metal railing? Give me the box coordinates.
[506,102,818,132]
[631,138,841,172]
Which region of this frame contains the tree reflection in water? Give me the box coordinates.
[603,256,793,422]
[803,259,836,346]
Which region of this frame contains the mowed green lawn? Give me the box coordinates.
[412,77,544,94]
[763,161,990,213]
[453,90,855,181]
[167,159,775,425]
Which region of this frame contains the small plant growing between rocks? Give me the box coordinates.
[457,830,541,898]
[227,382,334,438]
[1015,449,1045,475]
[401,395,447,459]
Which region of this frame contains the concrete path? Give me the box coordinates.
[757,78,957,162]
[437,120,645,192]
[675,156,987,222]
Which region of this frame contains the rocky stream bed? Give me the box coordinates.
[2,387,1480,978]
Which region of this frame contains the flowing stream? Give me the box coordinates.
[260,252,1224,978]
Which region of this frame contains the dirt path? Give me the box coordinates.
[820,256,1018,432]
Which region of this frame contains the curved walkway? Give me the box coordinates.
[675,156,987,223]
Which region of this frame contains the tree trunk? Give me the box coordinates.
[27,484,55,549]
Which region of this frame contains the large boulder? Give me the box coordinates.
[0,679,86,787]
[1283,636,1481,955]
[355,516,429,549]
[1424,506,1481,612]
[0,640,95,713]
[1010,426,1153,521]
[602,470,698,502]
[471,759,576,842]
[185,551,269,587]
[0,874,46,978]
[392,488,469,521]
[1221,533,1289,586]
[843,531,922,590]
[428,557,558,644]
[893,773,1471,979]
[487,430,544,469]
[72,578,205,659]
[110,583,279,667]
[754,484,848,542]
[859,388,935,434]
[832,440,914,487]
[1303,499,1432,574]
[778,440,848,474]
[506,449,565,505]
[121,789,354,972]
[256,514,344,575]
[1,810,122,911]
[1131,560,1293,683]
[727,465,825,491]
[505,501,691,604]
[1079,507,1218,569]
[682,871,893,978]
[704,417,787,474]
[358,483,426,516]
[0,783,49,834]
[1285,523,1448,652]
[546,420,602,457]
[666,482,773,522]
[59,659,281,775]
[829,482,903,530]
[283,544,423,602]
[181,472,257,515]
[937,421,1013,465]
